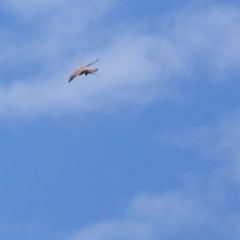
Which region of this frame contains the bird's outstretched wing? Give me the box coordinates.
[85,59,99,68]
[69,70,81,82]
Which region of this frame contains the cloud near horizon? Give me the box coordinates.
[67,111,240,240]
[68,188,237,240]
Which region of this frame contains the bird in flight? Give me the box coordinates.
[68,59,99,83]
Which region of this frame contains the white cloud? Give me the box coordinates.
[68,186,237,240]
[0,3,240,118]
[0,33,167,118]
[69,219,151,240]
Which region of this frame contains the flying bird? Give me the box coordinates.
[68,59,99,83]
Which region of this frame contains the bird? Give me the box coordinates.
[68,59,99,83]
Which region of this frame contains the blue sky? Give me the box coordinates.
[0,0,240,239]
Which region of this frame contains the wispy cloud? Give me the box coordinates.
[0,3,240,118]
[159,111,240,187]
[66,110,240,239]
[68,187,237,240]
[68,111,240,239]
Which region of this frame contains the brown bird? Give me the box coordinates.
[68,59,99,83]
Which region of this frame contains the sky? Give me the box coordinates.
[0,0,240,239]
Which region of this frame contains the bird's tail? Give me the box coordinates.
[93,73,101,77]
